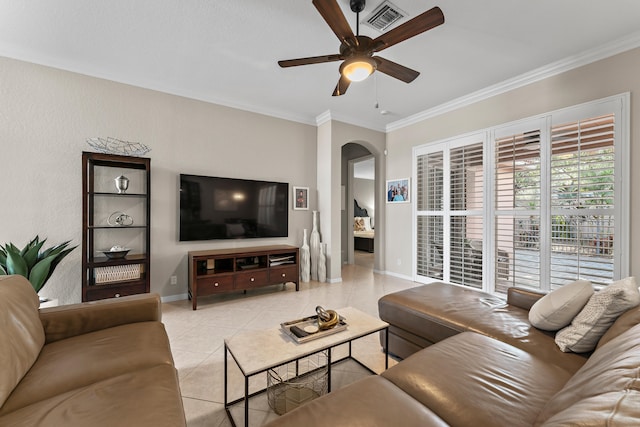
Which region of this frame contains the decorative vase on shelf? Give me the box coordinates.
[114,175,129,194]
[318,243,326,283]
[300,229,310,283]
[310,210,320,281]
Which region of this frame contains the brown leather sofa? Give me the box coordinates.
[0,275,186,427]
[266,282,640,426]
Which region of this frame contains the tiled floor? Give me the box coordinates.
[162,252,416,426]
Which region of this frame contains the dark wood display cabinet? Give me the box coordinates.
[82,152,151,301]
[188,245,299,310]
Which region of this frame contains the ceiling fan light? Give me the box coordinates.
[342,57,376,82]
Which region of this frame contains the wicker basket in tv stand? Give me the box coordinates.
[188,245,300,310]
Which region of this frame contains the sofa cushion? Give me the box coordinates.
[0,364,185,427]
[0,321,174,414]
[596,303,640,349]
[535,323,640,426]
[0,276,45,407]
[528,279,593,331]
[379,283,587,373]
[555,276,640,353]
[263,375,448,427]
[382,332,574,427]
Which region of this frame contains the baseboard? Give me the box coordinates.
[161,293,189,303]
[383,270,413,282]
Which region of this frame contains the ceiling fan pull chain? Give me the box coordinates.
[374,73,379,109]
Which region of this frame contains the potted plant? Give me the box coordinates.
[0,236,76,293]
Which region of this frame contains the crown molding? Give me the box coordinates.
[314,109,387,132]
[315,110,332,126]
[386,30,640,133]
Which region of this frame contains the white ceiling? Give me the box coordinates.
[1,1,640,132]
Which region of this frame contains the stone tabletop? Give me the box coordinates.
[224,307,388,376]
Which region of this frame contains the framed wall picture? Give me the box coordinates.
[386,178,410,203]
[293,186,309,210]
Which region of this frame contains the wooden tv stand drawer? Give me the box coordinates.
[270,265,298,284]
[236,270,269,290]
[198,275,235,296]
[188,245,299,310]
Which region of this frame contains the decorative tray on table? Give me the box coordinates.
[281,313,347,344]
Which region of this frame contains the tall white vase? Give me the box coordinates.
[310,210,320,281]
[300,229,310,283]
[318,243,327,283]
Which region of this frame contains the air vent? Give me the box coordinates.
[362,1,407,32]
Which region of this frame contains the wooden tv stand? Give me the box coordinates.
[188,245,299,310]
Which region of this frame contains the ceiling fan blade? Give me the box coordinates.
[374,56,420,83]
[332,75,351,96]
[278,54,343,68]
[313,0,356,46]
[372,6,444,52]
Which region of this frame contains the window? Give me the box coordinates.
[416,151,444,280]
[449,143,484,289]
[415,136,485,289]
[549,114,615,287]
[413,94,629,293]
[494,126,543,293]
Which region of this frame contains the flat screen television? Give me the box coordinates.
[179,174,289,241]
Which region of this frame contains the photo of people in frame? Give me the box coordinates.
[386,178,410,203]
[293,186,309,210]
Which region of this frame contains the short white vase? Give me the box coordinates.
[310,211,320,281]
[300,229,310,283]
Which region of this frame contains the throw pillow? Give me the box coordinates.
[354,217,366,231]
[528,280,593,331]
[595,302,640,350]
[555,276,640,353]
[361,216,372,231]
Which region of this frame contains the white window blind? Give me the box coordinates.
[549,114,615,287]
[494,129,542,292]
[413,94,628,294]
[416,152,444,279]
[449,143,484,289]
[415,137,485,287]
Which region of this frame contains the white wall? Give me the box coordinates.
[317,119,385,280]
[385,47,640,279]
[330,121,386,275]
[0,57,317,304]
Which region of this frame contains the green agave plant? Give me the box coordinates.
[0,236,77,293]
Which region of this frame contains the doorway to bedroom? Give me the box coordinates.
[351,155,375,269]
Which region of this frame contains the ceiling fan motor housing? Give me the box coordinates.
[350,0,366,13]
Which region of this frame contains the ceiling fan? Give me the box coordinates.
[278,0,444,96]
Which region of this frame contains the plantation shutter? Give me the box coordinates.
[494,127,543,292]
[415,136,485,286]
[416,151,444,280]
[549,114,615,287]
[449,143,484,289]
[413,94,627,293]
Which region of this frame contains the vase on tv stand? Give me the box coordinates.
[300,229,310,283]
[310,211,320,281]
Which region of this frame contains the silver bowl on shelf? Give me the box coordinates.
[102,248,131,259]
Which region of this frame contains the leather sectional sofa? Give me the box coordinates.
[266,282,640,426]
[0,275,186,426]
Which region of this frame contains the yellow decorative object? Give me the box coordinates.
[316,306,339,330]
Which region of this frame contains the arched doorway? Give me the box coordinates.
[341,142,378,270]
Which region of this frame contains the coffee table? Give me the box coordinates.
[224,307,389,427]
